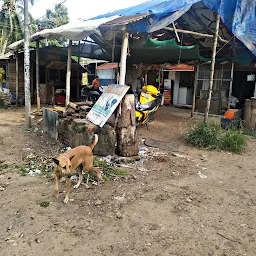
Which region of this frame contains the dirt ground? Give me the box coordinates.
[0,106,255,256]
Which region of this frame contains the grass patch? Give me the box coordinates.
[186,122,247,154]
[39,201,50,207]
[81,156,129,182]
[242,129,256,138]
[0,163,9,171]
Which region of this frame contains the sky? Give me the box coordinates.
[29,0,148,22]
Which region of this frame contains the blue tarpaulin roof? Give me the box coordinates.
[90,0,256,57]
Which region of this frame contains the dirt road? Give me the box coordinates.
[0,107,255,256]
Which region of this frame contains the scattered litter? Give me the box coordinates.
[186,197,193,203]
[202,167,208,171]
[26,153,36,160]
[35,238,40,243]
[198,171,207,179]
[114,193,126,202]
[7,225,13,231]
[138,146,149,156]
[69,199,74,202]
[92,181,98,186]
[36,229,45,236]
[28,169,41,176]
[94,200,102,206]
[116,212,122,219]
[138,167,148,172]
[71,176,77,182]
[172,153,186,158]
[0,186,6,191]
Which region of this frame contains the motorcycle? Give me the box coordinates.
[135,85,162,125]
[80,86,102,103]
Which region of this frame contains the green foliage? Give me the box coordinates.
[39,201,50,207]
[242,129,256,138]
[90,156,128,181]
[221,129,247,153]
[0,0,34,54]
[186,122,222,150]
[0,68,5,83]
[186,122,247,154]
[36,3,69,47]
[72,124,86,133]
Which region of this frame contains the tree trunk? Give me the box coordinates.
[116,94,138,156]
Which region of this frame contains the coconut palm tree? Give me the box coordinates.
[0,0,34,54]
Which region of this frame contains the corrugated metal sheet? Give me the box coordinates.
[99,13,150,29]
[97,62,119,70]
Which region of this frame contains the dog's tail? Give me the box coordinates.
[89,134,98,149]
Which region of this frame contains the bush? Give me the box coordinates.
[186,122,247,154]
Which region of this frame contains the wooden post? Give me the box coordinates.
[76,41,80,100]
[227,62,234,110]
[119,33,129,85]
[24,0,31,128]
[65,40,72,108]
[254,81,256,98]
[36,40,40,112]
[116,32,138,156]
[251,98,256,131]
[204,14,220,122]
[112,35,115,62]
[191,66,198,117]
[15,52,19,107]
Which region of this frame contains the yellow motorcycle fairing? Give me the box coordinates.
[141,85,160,96]
[139,92,156,105]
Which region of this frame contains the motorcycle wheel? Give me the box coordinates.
[148,112,154,122]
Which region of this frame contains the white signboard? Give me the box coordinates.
[87,84,129,127]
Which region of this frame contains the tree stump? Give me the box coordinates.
[116,94,138,156]
[244,97,256,131]
[244,99,252,129]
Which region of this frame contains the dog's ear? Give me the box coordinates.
[69,155,75,161]
[52,158,59,165]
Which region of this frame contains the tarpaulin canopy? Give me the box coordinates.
[92,0,256,57]
[7,0,256,59]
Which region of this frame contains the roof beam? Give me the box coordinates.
[164,27,229,44]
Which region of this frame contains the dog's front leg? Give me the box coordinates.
[54,174,60,198]
[64,178,71,203]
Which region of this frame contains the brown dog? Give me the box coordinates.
[52,134,100,203]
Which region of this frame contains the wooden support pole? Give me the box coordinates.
[116,32,138,156]
[204,14,220,122]
[112,35,115,62]
[15,52,19,108]
[36,40,40,112]
[191,66,198,117]
[254,81,256,98]
[172,23,180,43]
[65,40,72,108]
[119,33,129,85]
[164,27,229,44]
[24,0,31,128]
[227,62,234,110]
[76,41,80,100]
